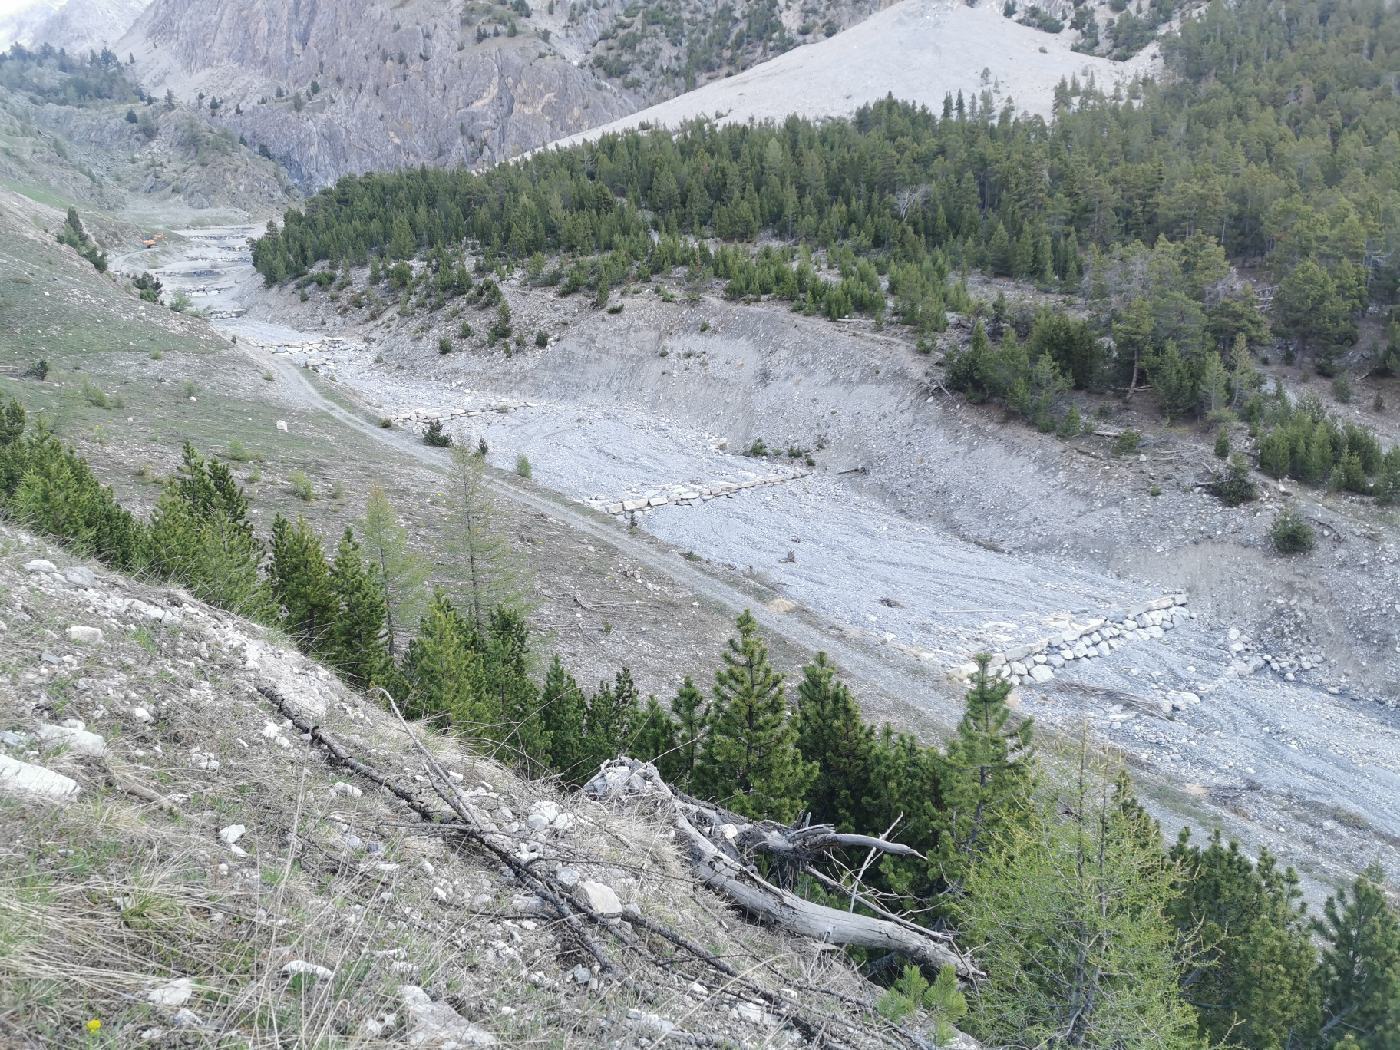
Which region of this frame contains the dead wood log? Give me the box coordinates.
[584,758,980,979]
[256,683,621,977]
[256,686,943,1050]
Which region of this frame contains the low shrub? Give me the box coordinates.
[423,420,452,447]
[289,470,314,501]
[1269,508,1316,554]
[1112,429,1142,456]
[1209,455,1258,506]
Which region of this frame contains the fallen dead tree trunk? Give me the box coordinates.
[256,685,964,1049]
[584,758,979,979]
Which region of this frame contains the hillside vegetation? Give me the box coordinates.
[574,0,882,100]
[252,0,1400,503]
[0,44,294,216]
[0,522,932,1049]
[4,368,1400,1046]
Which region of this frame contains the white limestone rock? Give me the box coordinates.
[36,724,106,757]
[146,977,195,1009]
[575,880,623,917]
[399,985,497,1047]
[0,755,79,800]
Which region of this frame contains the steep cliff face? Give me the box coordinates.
[118,0,634,188]
[117,0,880,188]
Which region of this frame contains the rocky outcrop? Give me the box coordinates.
[118,0,882,188]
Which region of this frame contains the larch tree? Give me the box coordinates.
[357,485,427,657]
[269,514,337,655]
[959,759,1202,1049]
[449,447,523,633]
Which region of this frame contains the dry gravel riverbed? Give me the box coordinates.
[120,227,1400,902]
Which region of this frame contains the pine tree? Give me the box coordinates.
[399,590,484,726]
[148,444,270,621]
[860,725,944,896]
[1315,865,1400,1049]
[794,653,875,831]
[327,528,392,689]
[692,611,814,821]
[628,696,679,775]
[0,397,24,447]
[3,420,147,573]
[1169,830,1320,1047]
[539,656,590,783]
[577,669,638,779]
[269,515,337,655]
[477,606,548,771]
[389,213,416,259]
[937,655,1035,893]
[667,676,706,788]
[987,221,1013,277]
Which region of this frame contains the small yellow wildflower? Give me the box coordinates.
[85,1018,102,1034]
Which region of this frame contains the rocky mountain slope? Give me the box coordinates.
[1,524,967,1048]
[0,48,294,222]
[0,86,294,219]
[0,184,979,1046]
[550,0,1160,149]
[0,0,149,53]
[117,0,879,188]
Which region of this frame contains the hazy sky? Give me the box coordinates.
[0,0,57,17]
[0,0,49,17]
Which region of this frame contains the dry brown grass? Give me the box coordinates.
[0,526,933,1048]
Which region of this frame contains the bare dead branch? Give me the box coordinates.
[585,758,980,979]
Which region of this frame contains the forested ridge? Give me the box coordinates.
[4,390,1400,1047]
[253,0,1400,330]
[0,43,139,104]
[253,0,1400,498]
